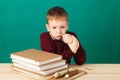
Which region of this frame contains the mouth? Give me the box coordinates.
[56,36,62,38]
[56,34,63,37]
[55,35,62,40]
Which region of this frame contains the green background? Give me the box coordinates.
[0,0,120,63]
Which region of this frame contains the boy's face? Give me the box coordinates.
[46,19,68,40]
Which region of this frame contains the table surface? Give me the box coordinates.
[0,63,120,80]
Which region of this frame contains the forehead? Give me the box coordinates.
[48,19,68,25]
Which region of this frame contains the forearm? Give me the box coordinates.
[73,46,86,65]
[58,50,74,63]
[41,41,74,63]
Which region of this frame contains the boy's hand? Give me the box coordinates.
[62,34,73,44]
[62,34,79,54]
[68,35,79,54]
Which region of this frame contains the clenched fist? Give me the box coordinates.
[62,34,73,44]
[62,34,79,54]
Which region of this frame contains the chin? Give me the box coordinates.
[55,37,62,40]
[55,38,61,40]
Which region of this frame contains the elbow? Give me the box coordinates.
[75,52,86,65]
[76,57,86,65]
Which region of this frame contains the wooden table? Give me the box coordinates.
[0,63,120,80]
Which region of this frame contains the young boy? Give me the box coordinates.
[40,6,86,65]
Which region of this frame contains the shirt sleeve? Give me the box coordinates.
[71,32,86,65]
[73,45,86,65]
[57,46,75,63]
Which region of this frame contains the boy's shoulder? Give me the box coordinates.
[41,32,49,35]
[40,32,50,38]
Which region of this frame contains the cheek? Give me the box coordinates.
[49,30,56,35]
[62,29,67,34]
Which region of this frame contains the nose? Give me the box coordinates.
[56,28,61,34]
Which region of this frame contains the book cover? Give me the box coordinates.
[12,59,66,71]
[10,49,62,66]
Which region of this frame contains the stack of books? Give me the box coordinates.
[10,49,68,79]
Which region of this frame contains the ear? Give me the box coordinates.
[46,24,49,31]
[66,22,69,30]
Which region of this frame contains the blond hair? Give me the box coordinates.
[46,6,68,23]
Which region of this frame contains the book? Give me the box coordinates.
[12,59,66,71]
[13,63,68,75]
[10,49,62,66]
[12,66,46,80]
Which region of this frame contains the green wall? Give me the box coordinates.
[0,0,120,63]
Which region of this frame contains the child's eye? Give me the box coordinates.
[52,26,56,29]
[61,26,65,28]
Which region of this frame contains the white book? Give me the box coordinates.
[12,59,66,71]
[10,49,62,66]
[13,63,68,75]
